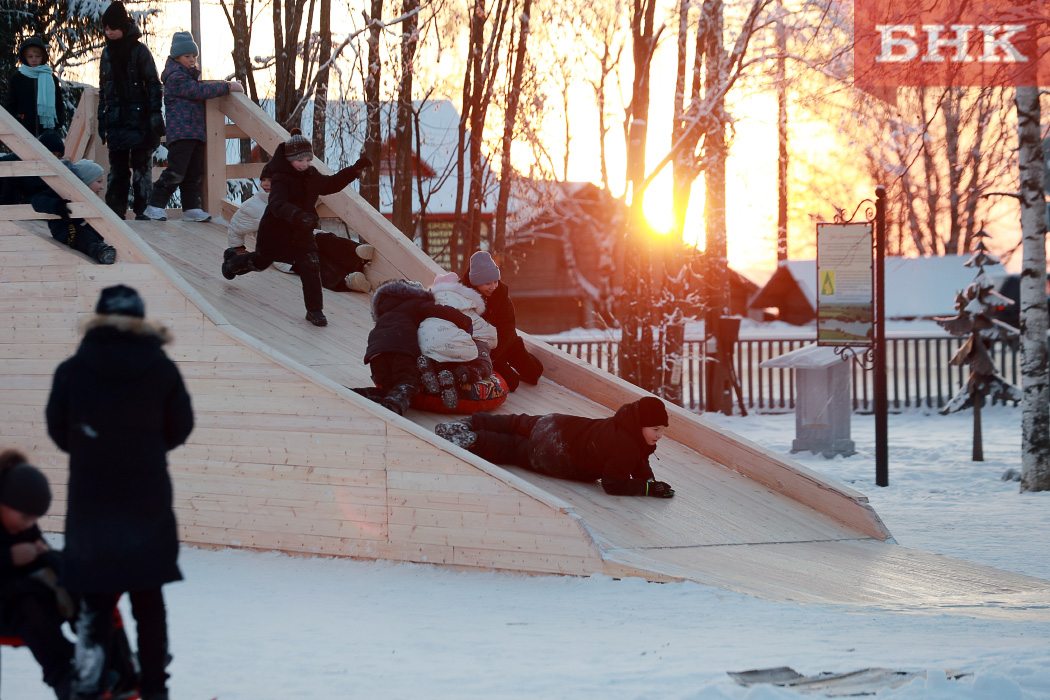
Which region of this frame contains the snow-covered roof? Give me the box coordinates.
[225,99,498,216]
[753,256,1008,319]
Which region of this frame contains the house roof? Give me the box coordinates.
[226,99,499,216]
[749,256,1008,320]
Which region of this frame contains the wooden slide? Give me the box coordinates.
[2,93,1048,622]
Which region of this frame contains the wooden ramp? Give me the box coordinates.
[2,93,1049,622]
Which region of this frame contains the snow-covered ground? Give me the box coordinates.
[7,406,1050,699]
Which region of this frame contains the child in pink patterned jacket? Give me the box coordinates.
[143,31,243,223]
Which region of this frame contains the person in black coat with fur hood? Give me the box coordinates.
[361,280,474,415]
[45,285,194,700]
[435,396,676,497]
[222,129,371,327]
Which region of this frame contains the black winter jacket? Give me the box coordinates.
[470,281,518,363]
[97,23,163,150]
[5,71,64,136]
[256,143,364,262]
[526,399,657,495]
[364,280,473,364]
[46,315,194,594]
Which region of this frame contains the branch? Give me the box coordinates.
[981,191,1022,200]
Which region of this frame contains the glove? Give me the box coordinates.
[352,155,373,171]
[645,480,675,498]
[57,199,72,220]
[294,211,320,230]
[150,112,166,138]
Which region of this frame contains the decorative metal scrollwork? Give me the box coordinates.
[833,344,875,370]
[833,199,876,225]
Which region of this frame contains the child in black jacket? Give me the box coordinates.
[361,280,474,415]
[0,450,74,699]
[31,159,117,264]
[222,129,371,326]
[5,37,65,136]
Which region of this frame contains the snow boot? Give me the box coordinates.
[418,356,440,394]
[435,420,478,449]
[88,241,117,265]
[305,310,328,327]
[379,383,417,416]
[345,271,371,293]
[355,243,375,261]
[222,251,257,280]
[438,369,459,410]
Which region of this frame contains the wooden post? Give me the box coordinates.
[202,100,227,217]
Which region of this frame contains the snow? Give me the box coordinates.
[6,407,1050,699]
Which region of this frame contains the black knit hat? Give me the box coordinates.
[95,284,145,318]
[284,128,313,161]
[0,455,51,517]
[38,129,65,156]
[260,157,278,180]
[637,397,669,427]
[18,37,49,64]
[101,1,132,32]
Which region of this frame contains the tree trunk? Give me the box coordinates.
[973,386,983,462]
[494,0,531,257]
[392,0,418,237]
[1015,85,1050,492]
[311,0,331,163]
[361,0,383,209]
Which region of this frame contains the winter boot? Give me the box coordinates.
[306,310,328,327]
[438,369,459,410]
[435,421,478,449]
[222,251,257,280]
[379,383,417,416]
[89,241,117,265]
[345,271,371,293]
[355,243,375,261]
[417,356,440,394]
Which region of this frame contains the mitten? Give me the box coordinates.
[294,211,320,230]
[57,199,72,219]
[352,155,373,171]
[150,112,166,138]
[645,480,675,498]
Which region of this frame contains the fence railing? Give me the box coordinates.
[538,333,1024,413]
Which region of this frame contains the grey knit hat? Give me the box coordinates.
[170,30,199,58]
[71,160,105,186]
[96,284,145,318]
[468,251,500,286]
[284,128,313,161]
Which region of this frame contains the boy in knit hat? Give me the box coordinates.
[31,159,118,264]
[466,250,543,392]
[98,1,165,220]
[5,36,65,137]
[221,129,371,326]
[0,449,76,699]
[143,30,243,223]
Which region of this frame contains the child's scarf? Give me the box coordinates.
[17,65,56,129]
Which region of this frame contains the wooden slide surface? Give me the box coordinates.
[2,94,1049,621]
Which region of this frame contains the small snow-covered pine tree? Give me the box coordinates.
[935,231,1021,461]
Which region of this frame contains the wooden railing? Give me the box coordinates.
[539,332,1028,413]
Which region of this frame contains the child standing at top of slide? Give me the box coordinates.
[143,31,242,223]
[97,1,164,220]
[6,36,65,136]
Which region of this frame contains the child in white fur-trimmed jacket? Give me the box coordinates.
[417,272,499,408]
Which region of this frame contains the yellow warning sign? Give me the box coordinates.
[821,270,835,296]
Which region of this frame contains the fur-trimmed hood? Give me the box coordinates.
[76,314,173,381]
[370,280,435,322]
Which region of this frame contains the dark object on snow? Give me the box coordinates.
[728,666,944,695]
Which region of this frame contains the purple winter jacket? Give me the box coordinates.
[160,58,230,142]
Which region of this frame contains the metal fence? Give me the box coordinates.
[539,333,1024,413]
